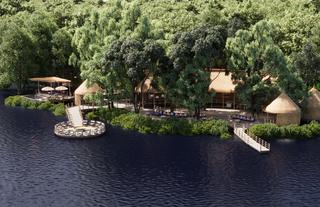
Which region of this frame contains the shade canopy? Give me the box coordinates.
[265,92,301,114]
[135,76,158,93]
[209,71,236,93]
[55,86,68,91]
[41,86,54,92]
[30,76,71,83]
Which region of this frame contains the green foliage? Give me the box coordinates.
[4,96,65,116]
[292,43,320,87]
[51,103,66,116]
[0,0,31,16]
[0,20,35,94]
[86,108,128,122]
[226,20,307,112]
[37,101,54,110]
[191,119,231,139]
[109,112,231,138]
[157,118,192,136]
[102,38,168,112]
[168,25,227,117]
[249,121,320,140]
[1,0,319,113]
[4,96,24,107]
[86,111,99,120]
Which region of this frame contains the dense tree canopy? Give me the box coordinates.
[167,25,227,117]
[226,21,306,113]
[0,0,319,113]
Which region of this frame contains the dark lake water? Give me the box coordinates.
[0,91,320,207]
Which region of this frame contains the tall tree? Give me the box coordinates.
[52,27,78,80]
[27,12,58,76]
[169,25,227,118]
[102,39,167,112]
[226,20,306,113]
[0,23,35,94]
[292,42,320,87]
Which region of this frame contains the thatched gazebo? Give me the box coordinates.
[135,76,165,108]
[74,80,102,106]
[208,69,237,109]
[264,92,301,126]
[303,87,320,121]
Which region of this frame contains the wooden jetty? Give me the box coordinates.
[234,126,270,153]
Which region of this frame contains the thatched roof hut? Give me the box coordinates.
[303,87,320,121]
[135,76,158,93]
[264,92,301,126]
[208,71,236,93]
[74,80,102,106]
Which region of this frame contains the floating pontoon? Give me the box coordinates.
[54,106,105,138]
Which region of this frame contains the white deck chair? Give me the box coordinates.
[65,106,85,128]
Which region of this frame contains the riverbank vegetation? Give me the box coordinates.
[4,96,65,116]
[249,121,320,140]
[86,108,231,139]
[1,0,320,117]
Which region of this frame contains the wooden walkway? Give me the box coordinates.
[234,127,270,153]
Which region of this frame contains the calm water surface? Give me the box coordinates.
[0,91,320,207]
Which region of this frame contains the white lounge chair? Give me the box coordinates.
[65,106,87,129]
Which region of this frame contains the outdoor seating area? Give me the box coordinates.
[54,106,105,139]
[231,114,255,122]
[29,76,73,103]
[54,120,106,138]
[149,108,206,119]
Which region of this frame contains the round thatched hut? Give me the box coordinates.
[264,92,301,126]
[303,87,320,121]
[74,80,102,106]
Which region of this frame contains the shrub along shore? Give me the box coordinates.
[87,108,232,139]
[4,95,65,116]
[5,95,320,140]
[249,122,320,140]
[4,95,231,138]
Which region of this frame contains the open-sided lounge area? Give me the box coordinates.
[29,76,74,103]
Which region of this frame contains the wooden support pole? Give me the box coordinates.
[222,93,224,108]
[142,93,144,109]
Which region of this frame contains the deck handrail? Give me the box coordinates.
[246,130,271,150]
[233,123,271,151]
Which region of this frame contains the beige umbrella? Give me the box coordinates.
[41,86,54,92]
[55,86,68,91]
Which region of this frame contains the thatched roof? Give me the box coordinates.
[265,92,301,114]
[306,87,320,109]
[74,80,102,95]
[303,87,320,120]
[135,76,158,93]
[29,76,71,83]
[208,71,236,93]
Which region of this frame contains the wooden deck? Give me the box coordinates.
[234,127,270,153]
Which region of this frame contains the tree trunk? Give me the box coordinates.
[194,105,201,120]
[132,88,139,113]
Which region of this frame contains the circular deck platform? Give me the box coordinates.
[54,120,106,139]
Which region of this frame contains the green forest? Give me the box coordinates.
[1,0,320,115]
